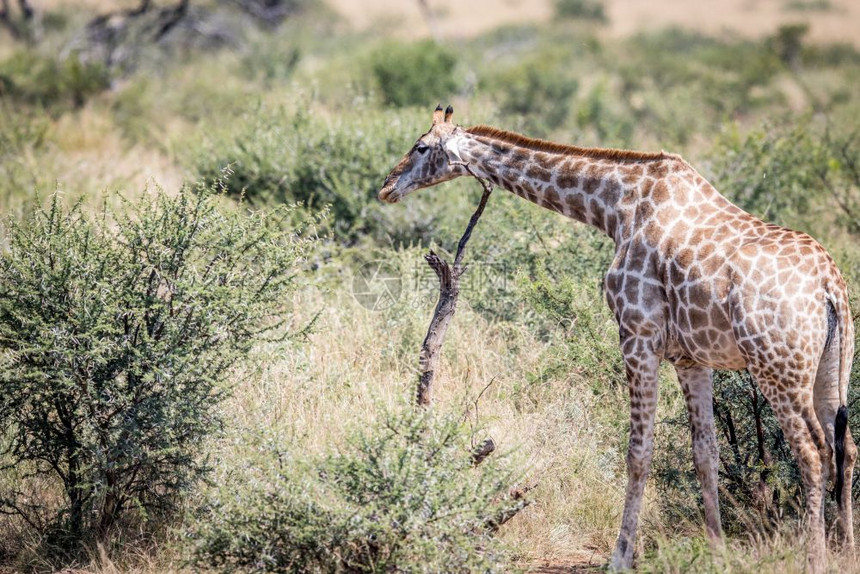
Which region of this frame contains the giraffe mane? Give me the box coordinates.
[465,125,675,162]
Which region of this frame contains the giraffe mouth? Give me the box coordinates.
[378,171,403,203]
[378,176,416,203]
[378,187,401,203]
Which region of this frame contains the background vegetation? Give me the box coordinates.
[0,0,859,571]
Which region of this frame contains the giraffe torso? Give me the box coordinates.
[451,137,847,376]
[601,158,843,374]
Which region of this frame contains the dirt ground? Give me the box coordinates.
[326,0,860,45]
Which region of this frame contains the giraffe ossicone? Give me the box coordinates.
[379,106,856,572]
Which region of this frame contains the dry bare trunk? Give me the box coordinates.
[411,168,534,529]
[0,0,36,41]
[416,171,492,407]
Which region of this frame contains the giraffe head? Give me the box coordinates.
[378,104,466,203]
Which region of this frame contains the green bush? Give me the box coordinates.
[783,0,833,11]
[800,41,860,68]
[0,51,109,111]
[516,262,624,395]
[554,0,607,22]
[189,408,520,573]
[464,192,614,325]
[0,104,48,218]
[370,40,459,107]
[0,186,313,559]
[576,80,635,147]
[769,23,809,68]
[487,54,578,137]
[196,107,476,245]
[709,120,818,226]
[464,206,621,408]
[707,118,860,238]
[653,370,803,536]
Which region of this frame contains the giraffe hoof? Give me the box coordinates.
[608,550,633,572]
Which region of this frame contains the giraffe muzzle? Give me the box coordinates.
[379,173,414,203]
[378,182,400,203]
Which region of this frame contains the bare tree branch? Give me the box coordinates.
[18,0,33,19]
[153,0,189,41]
[486,482,537,532]
[470,437,496,466]
[409,169,533,528]
[0,0,34,41]
[232,0,298,27]
[416,172,492,407]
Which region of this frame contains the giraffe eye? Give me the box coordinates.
[415,143,430,154]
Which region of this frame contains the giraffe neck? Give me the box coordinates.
[457,127,677,241]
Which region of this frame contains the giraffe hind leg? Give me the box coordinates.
[753,365,828,573]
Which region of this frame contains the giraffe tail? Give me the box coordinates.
[827,286,854,506]
[836,404,849,507]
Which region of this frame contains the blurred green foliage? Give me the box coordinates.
[554,0,607,22]
[370,40,460,107]
[616,29,784,146]
[0,51,109,111]
[485,53,579,137]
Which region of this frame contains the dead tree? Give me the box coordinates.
[414,168,533,530]
[66,0,229,77]
[231,0,300,27]
[416,166,492,408]
[0,0,36,42]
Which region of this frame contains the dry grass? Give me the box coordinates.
[606,0,860,46]
[211,251,627,565]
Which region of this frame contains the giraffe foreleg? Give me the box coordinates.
[610,350,660,571]
[675,364,722,541]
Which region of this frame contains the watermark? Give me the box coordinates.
[352,260,403,311]
[351,259,512,311]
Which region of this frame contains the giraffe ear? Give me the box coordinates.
[444,105,454,123]
[432,104,444,125]
[444,136,462,163]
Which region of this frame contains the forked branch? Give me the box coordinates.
[416,168,492,407]
[410,162,535,532]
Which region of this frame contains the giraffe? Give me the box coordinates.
[378,106,856,571]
